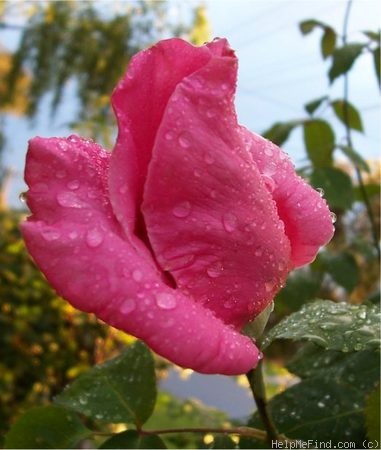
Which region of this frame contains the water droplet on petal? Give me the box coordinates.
[121,298,136,315]
[132,269,143,282]
[222,212,238,232]
[254,247,263,257]
[206,108,217,118]
[204,152,215,164]
[265,280,275,292]
[19,192,27,203]
[164,130,175,141]
[86,229,104,248]
[119,184,128,194]
[67,180,80,190]
[193,169,201,178]
[156,292,177,310]
[330,212,337,223]
[316,187,324,197]
[262,174,276,192]
[178,132,191,149]
[264,146,273,157]
[41,229,61,241]
[56,170,66,179]
[207,261,224,278]
[172,201,191,218]
[57,191,83,208]
[69,231,78,240]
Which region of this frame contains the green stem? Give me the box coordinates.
[342,0,380,260]
[246,360,279,446]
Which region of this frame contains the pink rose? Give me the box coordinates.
[21,38,334,375]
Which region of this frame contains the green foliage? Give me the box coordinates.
[338,144,370,172]
[328,43,365,83]
[274,269,322,314]
[240,347,380,449]
[304,96,328,115]
[99,430,167,449]
[299,19,337,59]
[263,300,380,352]
[0,209,130,436]
[262,121,300,146]
[4,405,91,449]
[56,341,156,427]
[303,119,335,167]
[318,251,359,292]
[331,99,363,131]
[365,384,380,442]
[310,167,354,210]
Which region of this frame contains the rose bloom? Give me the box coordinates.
[21,38,334,375]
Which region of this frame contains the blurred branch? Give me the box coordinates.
[342,0,380,260]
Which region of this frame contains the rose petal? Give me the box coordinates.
[22,136,259,375]
[142,40,291,328]
[240,128,335,267]
[109,39,212,240]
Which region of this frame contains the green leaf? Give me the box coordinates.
[263,121,301,146]
[310,167,354,210]
[304,96,328,115]
[262,300,381,352]
[321,27,336,59]
[331,99,364,131]
[363,30,381,42]
[319,252,359,292]
[274,269,322,314]
[373,47,380,88]
[99,430,166,449]
[365,384,380,442]
[55,341,156,426]
[339,145,370,172]
[354,183,380,201]
[329,43,364,83]
[303,119,335,167]
[299,19,321,35]
[4,406,90,449]
[243,350,380,448]
[288,344,380,386]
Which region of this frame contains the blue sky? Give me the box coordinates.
[2,0,380,208]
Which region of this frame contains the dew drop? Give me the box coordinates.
[164,130,175,141]
[19,192,27,203]
[207,261,224,278]
[265,281,275,293]
[120,298,136,315]
[56,191,83,208]
[41,229,61,241]
[262,174,276,192]
[69,231,78,240]
[330,212,337,223]
[317,401,325,408]
[178,132,191,149]
[79,396,87,405]
[193,169,201,178]
[119,184,128,194]
[316,187,324,197]
[55,170,66,179]
[86,229,104,248]
[132,269,143,282]
[67,180,80,190]
[357,310,367,319]
[172,201,191,218]
[206,108,217,118]
[156,292,177,310]
[222,212,238,233]
[204,152,215,164]
[254,247,263,257]
[264,146,273,157]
